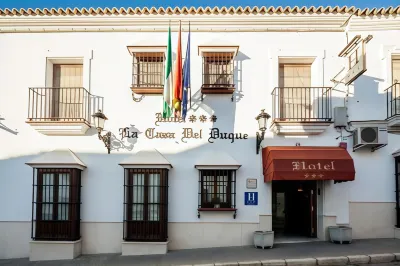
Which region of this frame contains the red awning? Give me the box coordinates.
[262,146,355,182]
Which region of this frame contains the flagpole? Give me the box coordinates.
[189,21,192,109]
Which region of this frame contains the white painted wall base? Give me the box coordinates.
[349,202,396,239]
[322,216,338,241]
[259,215,272,231]
[168,222,259,250]
[29,239,82,261]
[394,228,400,239]
[121,241,168,256]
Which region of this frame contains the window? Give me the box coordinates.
[201,52,235,95]
[278,64,312,120]
[124,168,169,242]
[131,52,165,94]
[32,168,81,241]
[198,170,236,210]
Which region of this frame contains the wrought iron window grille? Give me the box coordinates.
[31,168,82,241]
[201,52,235,102]
[131,52,165,97]
[123,168,169,242]
[197,169,237,219]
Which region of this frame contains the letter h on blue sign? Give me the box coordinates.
[244,192,258,205]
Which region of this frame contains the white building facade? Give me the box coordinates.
[0,5,400,261]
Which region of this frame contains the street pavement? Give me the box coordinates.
[2,238,400,265]
[368,264,400,266]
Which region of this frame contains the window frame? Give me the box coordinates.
[197,169,237,218]
[129,49,166,95]
[32,168,81,241]
[123,168,169,242]
[201,52,235,94]
[396,157,400,228]
[278,63,312,121]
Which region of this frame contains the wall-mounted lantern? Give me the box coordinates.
[255,109,270,154]
[92,109,111,154]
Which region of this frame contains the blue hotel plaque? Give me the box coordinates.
[244,192,258,205]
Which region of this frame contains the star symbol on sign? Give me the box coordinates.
[304,174,309,178]
[319,174,324,178]
[311,174,316,179]
[188,115,197,123]
[199,115,207,123]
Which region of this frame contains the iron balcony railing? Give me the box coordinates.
[271,87,332,122]
[386,83,400,119]
[28,87,102,125]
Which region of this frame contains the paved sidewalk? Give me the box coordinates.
[2,239,400,266]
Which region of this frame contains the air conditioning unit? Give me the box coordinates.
[353,126,388,152]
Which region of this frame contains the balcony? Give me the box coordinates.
[27,87,101,136]
[270,87,333,135]
[386,83,400,133]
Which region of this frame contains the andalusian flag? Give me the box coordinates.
[163,25,173,118]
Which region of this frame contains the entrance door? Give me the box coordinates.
[272,180,317,237]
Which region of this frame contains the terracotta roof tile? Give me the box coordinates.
[0,6,399,17]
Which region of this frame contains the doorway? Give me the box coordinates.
[272,180,317,238]
[51,64,84,120]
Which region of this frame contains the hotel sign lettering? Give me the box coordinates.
[292,161,335,171]
[291,161,336,179]
[119,113,248,144]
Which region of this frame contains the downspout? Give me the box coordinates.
[89,49,93,92]
[88,49,96,124]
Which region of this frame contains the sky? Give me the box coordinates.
[0,0,399,10]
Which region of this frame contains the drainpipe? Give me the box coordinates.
[89,49,93,92]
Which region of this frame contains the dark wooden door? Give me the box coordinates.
[309,182,317,237]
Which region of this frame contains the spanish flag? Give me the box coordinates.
[172,21,183,117]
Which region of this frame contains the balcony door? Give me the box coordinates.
[279,64,311,121]
[393,57,400,84]
[391,57,400,115]
[52,64,83,120]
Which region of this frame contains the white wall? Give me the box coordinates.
[0,28,399,229]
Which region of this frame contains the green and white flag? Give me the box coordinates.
[163,25,173,118]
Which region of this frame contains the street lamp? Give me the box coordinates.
[255,109,270,154]
[92,109,111,154]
